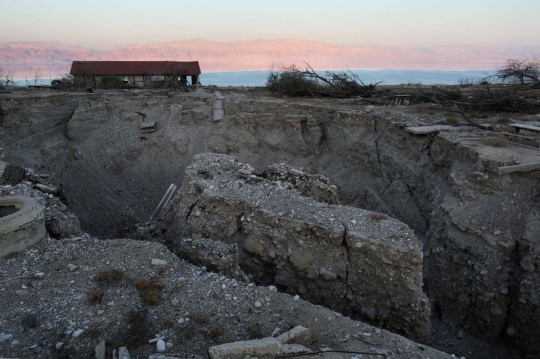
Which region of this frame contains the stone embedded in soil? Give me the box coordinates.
[156,339,166,352]
[151,258,167,266]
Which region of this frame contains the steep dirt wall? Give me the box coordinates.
[1,90,539,356]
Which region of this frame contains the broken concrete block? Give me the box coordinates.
[208,337,282,359]
[276,326,311,345]
[35,183,59,195]
[282,344,311,354]
[95,340,106,359]
[158,154,430,339]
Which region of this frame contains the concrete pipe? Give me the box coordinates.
[0,196,46,258]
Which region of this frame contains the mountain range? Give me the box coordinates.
[1,39,539,72]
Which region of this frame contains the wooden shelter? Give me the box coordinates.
[69,61,201,88]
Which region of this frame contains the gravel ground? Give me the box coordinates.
[0,236,453,359]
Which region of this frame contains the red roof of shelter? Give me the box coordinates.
[70,61,201,76]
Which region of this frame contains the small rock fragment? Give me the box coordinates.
[56,342,63,350]
[171,298,179,307]
[72,329,85,338]
[294,295,300,301]
[97,310,105,315]
[67,264,78,272]
[254,301,263,308]
[151,259,167,266]
[118,346,130,359]
[95,340,106,359]
[156,339,166,352]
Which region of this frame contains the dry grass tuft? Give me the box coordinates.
[247,323,264,339]
[135,279,164,306]
[445,116,460,125]
[88,287,105,304]
[207,327,223,341]
[95,269,124,283]
[190,313,209,325]
[497,117,511,124]
[484,137,509,147]
[370,213,388,221]
[135,279,151,290]
[156,267,167,276]
[144,290,161,305]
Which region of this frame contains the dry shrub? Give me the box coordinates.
[55,264,65,271]
[135,279,151,290]
[247,323,263,339]
[190,313,209,325]
[95,269,124,283]
[484,137,509,147]
[156,267,167,276]
[135,279,164,305]
[370,213,388,221]
[144,290,161,305]
[207,327,223,341]
[21,314,38,330]
[88,287,105,304]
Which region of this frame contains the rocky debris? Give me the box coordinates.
[172,238,245,278]
[208,337,282,359]
[0,236,451,359]
[0,196,46,258]
[262,163,339,204]
[158,153,430,339]
[0,165,82,240]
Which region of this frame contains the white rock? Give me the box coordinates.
[171,298,179,306]
[178,318,185,324]
[118,346,130,359]
[294,295,300,301]
[0,334,13,342]
[55,342,63,350]
[67,264,78,272]
[254,301,263,308]
[271,327,281,337]
[268,285,278,292]
[152,259,167,266]
[156,339,166,352]
[72,329,85,338]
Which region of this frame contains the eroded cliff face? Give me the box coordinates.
[1,89,539,356]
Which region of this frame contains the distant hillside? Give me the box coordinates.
[1,39,539,71]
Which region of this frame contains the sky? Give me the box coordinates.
[1,0,539,49]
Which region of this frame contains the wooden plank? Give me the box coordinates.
[509,124,540,132]
[1,165,26,185]
[406,125,452,134]
[498,162,540,175]
[502,133,536,140]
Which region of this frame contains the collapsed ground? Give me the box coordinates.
[1,86,540,358]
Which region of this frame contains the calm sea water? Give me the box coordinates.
[6,62,496,87]
[203,69,496,87]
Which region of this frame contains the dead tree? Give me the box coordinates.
[496,57,540,87]
[267,62,383,98]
